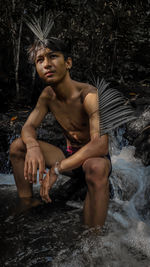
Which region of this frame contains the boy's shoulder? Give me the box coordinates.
[40,86,55,100]
[77,82,97,102]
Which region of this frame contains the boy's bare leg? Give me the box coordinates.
[10,138,32,198]
[82,157,110,228]
[9,137,65,199]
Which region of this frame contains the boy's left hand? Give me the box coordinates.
[40,167,58,203]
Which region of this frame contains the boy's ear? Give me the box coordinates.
[66,57,72,70]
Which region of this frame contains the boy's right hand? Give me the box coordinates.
[24,146,46,184]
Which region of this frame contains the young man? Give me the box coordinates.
[10,38,111,228]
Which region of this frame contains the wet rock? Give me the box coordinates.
[134,126,150,166]
[125,107,150,140]
[125,107,150,166]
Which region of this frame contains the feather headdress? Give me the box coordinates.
[23,12,54,41]
[93,77,136,136]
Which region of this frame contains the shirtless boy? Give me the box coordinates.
[10,38,111,228]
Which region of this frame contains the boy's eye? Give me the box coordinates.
[50,54,57,59]
[36,58,43,63]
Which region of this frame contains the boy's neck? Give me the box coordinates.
[50,76,77,101]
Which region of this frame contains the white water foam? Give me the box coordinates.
[0,173,15,185]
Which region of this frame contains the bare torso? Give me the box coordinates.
[45,81,97,147]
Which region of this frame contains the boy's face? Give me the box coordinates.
[35,48,72,85]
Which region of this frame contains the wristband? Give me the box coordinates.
[54,161,60,176]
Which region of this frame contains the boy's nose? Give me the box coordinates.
[43,57,52,68]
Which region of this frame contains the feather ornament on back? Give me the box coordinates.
[93,78,136,136]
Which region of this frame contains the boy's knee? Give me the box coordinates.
[82,158,109,189]
[9,137,26,159]
[83,158,107,176]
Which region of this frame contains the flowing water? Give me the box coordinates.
[0,130,150,267]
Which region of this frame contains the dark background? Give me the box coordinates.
[0,0,149,110]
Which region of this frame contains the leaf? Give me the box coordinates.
[24,12,54,41]
[92,78,136,136]
[10,116,18,121]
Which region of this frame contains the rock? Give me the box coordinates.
[125,107,150,140]
[125,107,150,166]
[134,126,150,166]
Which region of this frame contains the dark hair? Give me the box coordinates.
[28,37,71,63]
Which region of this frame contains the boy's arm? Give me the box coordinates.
[21,88,51,183]
[58,91,109,173]
[22,89,50,146]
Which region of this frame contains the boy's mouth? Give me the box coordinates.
[45,71,55,77]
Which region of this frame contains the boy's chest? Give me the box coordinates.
[49,100,89,131]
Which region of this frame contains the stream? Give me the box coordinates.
[0,130,150,267]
